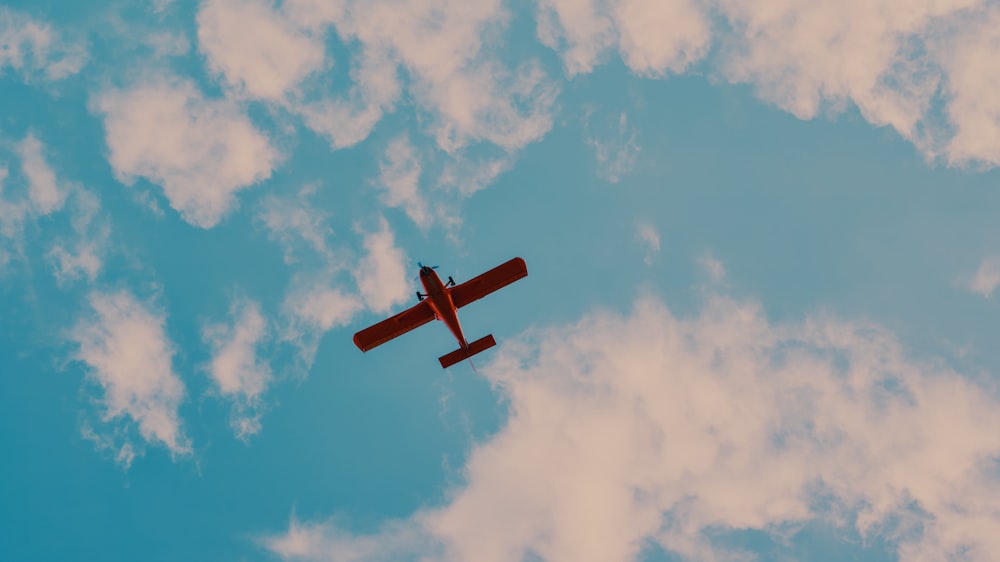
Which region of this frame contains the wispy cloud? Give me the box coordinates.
[292,46,402,150]
[282,274,364,369]
[47,187,109,285]
[0,7,87,80]
[72,290,189,466]
[0,133,69,238]
[203,297,271,440]
[0,152,34,266]
[260,197,411,371]
[264,289,1000,561]
[0,166,23,268]
[265,515,435,562]
[353,218,411,314]
[257,186,336,263]
[634,221,659,265]
[964,256,1000,298]
[12,133,109,284]
[378,135,432,229]
[0,133,107,280]
[17,133,65,215]
[93,75,279,228]
[586,111,640,184]
[698,252,726,283]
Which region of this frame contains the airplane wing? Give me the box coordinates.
[450,257,528,309]
[353,300,435,352]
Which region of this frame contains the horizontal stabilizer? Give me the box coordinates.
[439,334,497,369]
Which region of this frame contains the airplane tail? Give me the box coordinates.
[439,334,496,369]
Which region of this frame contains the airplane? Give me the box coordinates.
[353,257,528,368]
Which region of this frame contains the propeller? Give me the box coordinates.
[415,262,440,284]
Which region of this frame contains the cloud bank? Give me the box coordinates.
[537,0,1000,167]
[265,291,1000,561]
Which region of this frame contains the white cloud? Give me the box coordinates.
[424,59,558,153]
[194,0,556,202]
[536,0,710,77]
[934,5,1000,167]
[72,291,189,465]
[265,290,1000,561]
[716,0,963,135]
[197,0,326,101]
[203,298,271,440]
[178,0,1000,181]
[713,0,1000,167]
[378,135,432,229]
[94,75,279,228]
[613,0,710,77]
[634,221,659,265]
[532,0,1000,168]
[353,218,410,314]
[292,46,401,150]
[286,0,558,152]
[0,7,87,80]
[536,0,615,76]
[258,197,411,372]
[17,133,65,215]
[286,283,363,334]
[965,256,1000,298]
[193,0,399,149]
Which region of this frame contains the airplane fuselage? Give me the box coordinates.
[354,257,527,368]
[419,266,467,349]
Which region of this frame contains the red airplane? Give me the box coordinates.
[353,257,528,368]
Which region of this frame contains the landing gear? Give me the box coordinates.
[417,292,427,301]
[447,276,455,287]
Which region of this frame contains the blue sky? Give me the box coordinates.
[3,0,1000,561]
